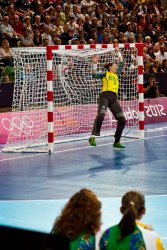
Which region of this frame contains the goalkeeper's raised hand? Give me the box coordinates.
[92,55,99,64]
[92,55,98,73]
[115,45,123,62]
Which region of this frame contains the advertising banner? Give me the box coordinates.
[0,98,167,144]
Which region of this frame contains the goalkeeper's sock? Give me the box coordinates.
[113,142,126,149]
[89,136,97,146]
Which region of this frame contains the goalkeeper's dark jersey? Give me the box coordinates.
[92,61,124,96]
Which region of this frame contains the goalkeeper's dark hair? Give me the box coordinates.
[119,191,145,239]
[103,62,114,70]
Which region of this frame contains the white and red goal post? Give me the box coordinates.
[46,43,144,153]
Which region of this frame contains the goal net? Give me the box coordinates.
[2,44,144,153]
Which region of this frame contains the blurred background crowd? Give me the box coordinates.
[0,0,167,83]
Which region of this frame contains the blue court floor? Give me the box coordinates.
[0,122,167,248]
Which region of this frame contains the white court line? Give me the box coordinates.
[145,126,167,132]
[0,193,167,202]
[0,134,167,162]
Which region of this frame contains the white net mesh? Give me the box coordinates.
[3,46,140,152]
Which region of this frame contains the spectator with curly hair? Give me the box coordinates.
[51,188,101,250]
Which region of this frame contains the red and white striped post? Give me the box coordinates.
[136,43,144,139]
[117,43,144,139]
[46,46,56,153]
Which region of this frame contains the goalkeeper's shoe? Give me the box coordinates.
[113,142,126,149]
[89,137,97,146]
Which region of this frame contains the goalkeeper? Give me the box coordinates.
[89,47,126,149]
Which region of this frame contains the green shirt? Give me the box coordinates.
[100,225,146,250]
[70,233,95,250]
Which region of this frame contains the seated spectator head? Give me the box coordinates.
[128,37,135,43]
[69,14,75,22]
[149,73,156,81]
[13,14,20,24]
[147,46,154,56]
[97,25,103,33]
[103,33,110,44]
[120,190,145,221]
[90,27,97,35]
[7,4,15,12]
[122,37,128,43]
[54,37,62,45]
[127,23,133,32]
[34,15,41,24]
[158,36,165,46]
[102,190,146,242]
[137,34,144,43]
[81,5,87,14]
[69,37,79,45]
[123,7,129,16]
[91,17,98,27]
[85,14,90,22]
[43,25,51,34]
[153,60,160,70]
[64,5,71,16]
[23,27,32,36]
[144,36,152,47]
[2,15,9,24]
[51,34,58,44]
[48,6,55,17]
[118,32,125,42]
[73,4,81,14]
[51,188,101,240]
[36,4,44,14]
[87,38,95,44]
[34,29,41,37]
[42,38,49,46]
[3,74,10,83]
[113,38,118,44]
[55,4,63,13]
[161,58,167,69]
[24,15,31,24]
[44,15,51,24]
[1,38,10,48]
[54,18,60,27]
[67,27,75,38]
[136,25,143,33]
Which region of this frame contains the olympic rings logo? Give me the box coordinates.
[1,116,34,136]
